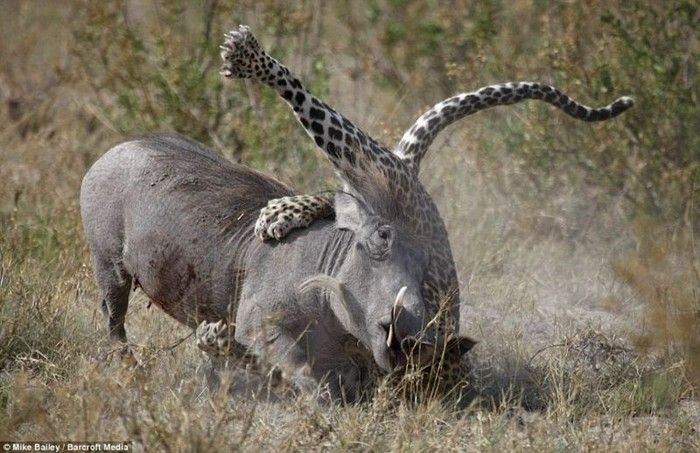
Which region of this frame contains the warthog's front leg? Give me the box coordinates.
[249,329,328,400]
[195,320,275,394]
[196,320,323,399]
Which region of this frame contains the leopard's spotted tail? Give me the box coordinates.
[491,82,634,121]
[396,81,634,169]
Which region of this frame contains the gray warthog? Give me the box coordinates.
[80,134,463,401]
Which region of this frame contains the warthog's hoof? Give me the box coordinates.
[196,320,235,357]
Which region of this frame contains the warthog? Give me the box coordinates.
[80,134,468,400]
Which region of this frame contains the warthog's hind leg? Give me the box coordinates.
[92,255,133,361]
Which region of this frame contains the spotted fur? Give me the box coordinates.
[221,26,400,180]
[396,81,634,170]
[195,319,258,367]
[196,319,235,356]
[255,83,633,238]
[255,194,333,241]
[428,350,473,400]
[256,195,334,241]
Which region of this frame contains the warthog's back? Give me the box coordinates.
[80,134,294,326]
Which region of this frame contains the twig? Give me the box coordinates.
[152,330,194,354]
[528,342,567,365]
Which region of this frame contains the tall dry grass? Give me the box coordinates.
[1,0,698,450]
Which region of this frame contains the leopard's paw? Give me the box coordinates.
[220,25,265,79]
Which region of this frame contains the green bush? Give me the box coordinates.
[69,0,335,188]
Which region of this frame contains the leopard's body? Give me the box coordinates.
[211,25,632,399]
[256,82,633,242]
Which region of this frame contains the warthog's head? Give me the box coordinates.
[334,190,432,372]
[302,177,474,373]
[301,190,431,371]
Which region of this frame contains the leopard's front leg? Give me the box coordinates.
[255,194,334,241]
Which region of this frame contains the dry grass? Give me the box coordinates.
[1,1,698,451]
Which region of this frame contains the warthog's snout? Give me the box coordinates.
[373,286,438,371]
[300,276,432,372]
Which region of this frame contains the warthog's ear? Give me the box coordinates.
[445,335,478,356]
[335,191,372,232]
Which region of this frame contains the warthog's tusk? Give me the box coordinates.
[393,286,407,320]
[387,286,407,348]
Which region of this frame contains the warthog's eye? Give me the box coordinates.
[366,225,393,259]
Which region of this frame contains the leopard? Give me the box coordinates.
[205,25,633,401]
